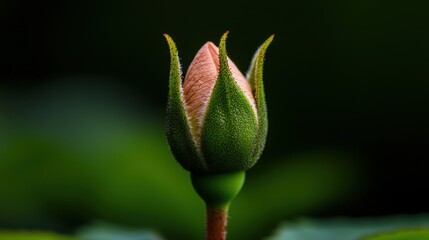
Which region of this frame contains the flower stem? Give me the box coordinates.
[206,206,228,240]
[191,171,245,240]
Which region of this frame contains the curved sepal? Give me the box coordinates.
[164,34,206,172]
[200,32,258,173]
[247,35,274,163]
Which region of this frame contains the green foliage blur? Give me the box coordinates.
[1,0,428,239]
[270,215,429,240]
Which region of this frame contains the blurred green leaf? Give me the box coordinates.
[365,229,429,240]
[0,81,363,240]
[0,232,78,240]
[268,215,429,240]
[77,222,163,240]
[230,151,361,240]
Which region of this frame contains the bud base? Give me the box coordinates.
[191,171,245,209]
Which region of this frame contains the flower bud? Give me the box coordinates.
[165,32,273,174]
[183,42,257,140]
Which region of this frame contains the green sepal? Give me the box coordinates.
[246,35,274,164]
[164,34,206,172]
[200,32,258,173]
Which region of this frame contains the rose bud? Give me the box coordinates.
[164,32,273,174]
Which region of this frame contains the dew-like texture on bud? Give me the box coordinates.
[200,33,258,172]
[183,42,256,140]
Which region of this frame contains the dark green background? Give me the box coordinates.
[1,0,428,239]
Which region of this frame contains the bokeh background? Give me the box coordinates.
[1,0,428,239]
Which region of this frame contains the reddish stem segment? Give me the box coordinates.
[206,207,228,240]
